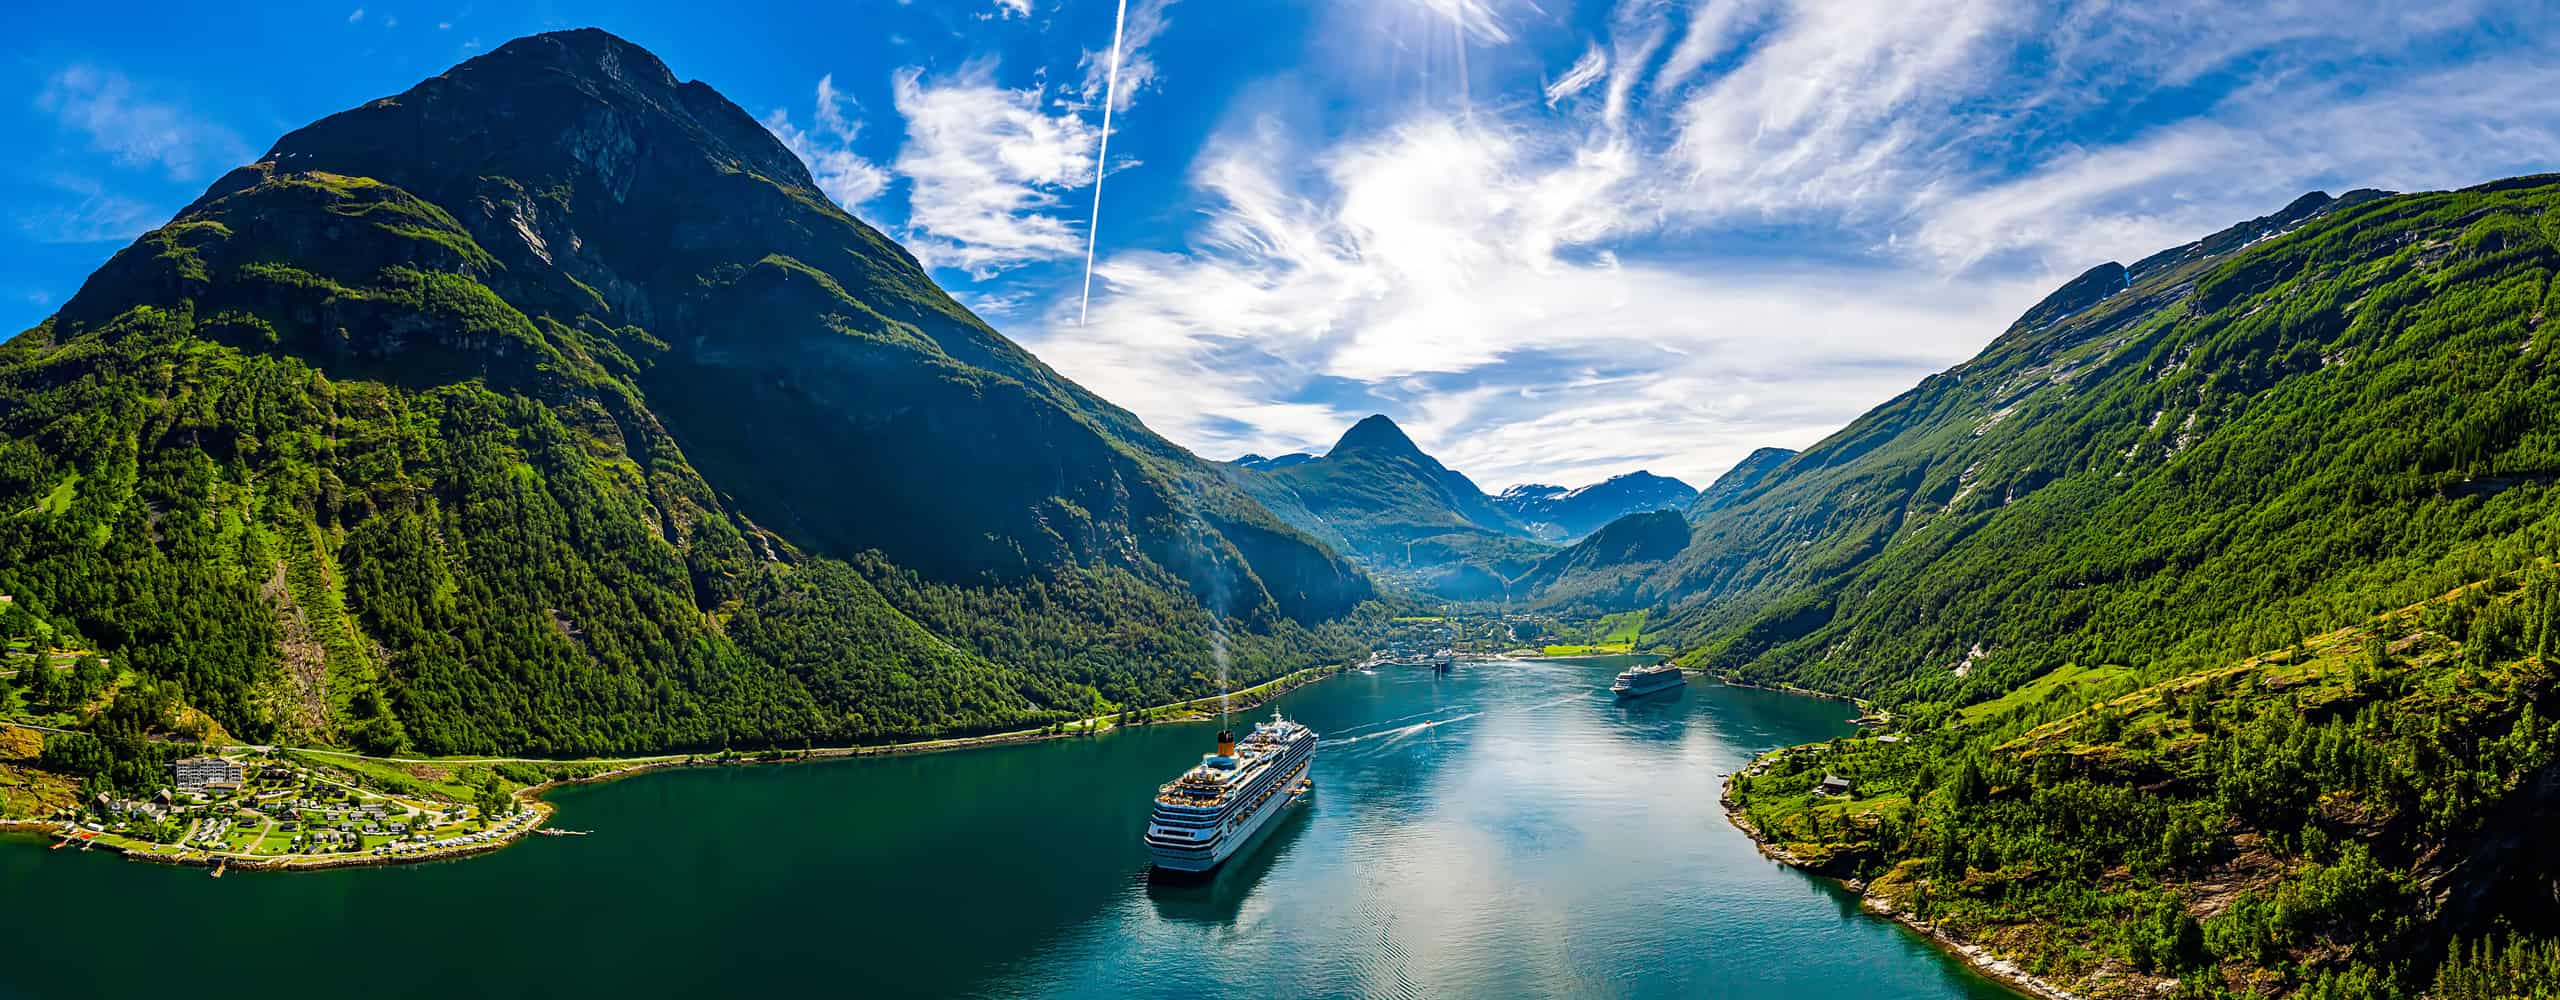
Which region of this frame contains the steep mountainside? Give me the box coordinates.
[1676,179,2560,999]
[1509,510,1692,609]
[1226,415,1551,600]
[1553,182,2559,708]
[1687,446,1795,517]
[0,29,1371,756]
[1493,470,1697,542]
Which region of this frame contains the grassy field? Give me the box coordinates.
[1952,661,2137,726]
[1542,610,1649,656]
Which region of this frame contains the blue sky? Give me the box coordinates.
[9,1,2559,490]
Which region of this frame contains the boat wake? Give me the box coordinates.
[1320,711,1479,749]
[1328,706,1474,739]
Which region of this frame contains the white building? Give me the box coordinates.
[173,756,245,790]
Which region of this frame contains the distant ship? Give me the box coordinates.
[1611,662,1686,698]
[1144,709,1317,873]
[1431,651,1455,674]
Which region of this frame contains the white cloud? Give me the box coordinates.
[1010,0,2560,489]
[1078,0,1178,113]
[35,66,251,182]
[17,175,161,245]
[1544,44,1607,107]
[1023,113,2041,488]
[347,7,364,22]
[1411,0,1512,45]
[988,0,1034,18]
[1652,0,1775,95]
[763,74,894,211]
[1666,0,2019,223]
[889,65,1100,276]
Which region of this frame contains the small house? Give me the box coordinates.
[1817,774,1854,797]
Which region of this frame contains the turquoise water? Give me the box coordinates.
[0,658,2016,999]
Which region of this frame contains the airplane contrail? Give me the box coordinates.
[1078,0,1131,327]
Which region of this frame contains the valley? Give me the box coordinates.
[0,19,2557,1000]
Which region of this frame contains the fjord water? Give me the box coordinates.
[0,658,2014,999]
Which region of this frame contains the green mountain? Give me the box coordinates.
[1509,510,1692,609]
[1598,178,2560,996]
[1577,182,2560,705]
[1686,446,1794,517]
[1492,470,1698,542]
[0,29,1373,757]
[1226,415,1551,600]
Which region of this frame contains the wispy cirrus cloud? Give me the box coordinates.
[887,65,1100,276]
[1544,44,1606,107]
[15,175,161,245]
[1078,0,1179,113]
[763,74,894,212]
[35,65,251,182]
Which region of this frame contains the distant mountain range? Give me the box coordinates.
[1221,416,1707,600]
[1232,452,1317,471]
[1492,471,1697,542]
[1223,416,1544,600]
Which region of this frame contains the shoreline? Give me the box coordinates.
[3,662,1347,874]
[1718,767,2083,1000]
[1708,673,1888,723]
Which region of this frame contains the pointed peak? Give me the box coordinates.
[1330,414,1422,458]
[477,28,680,89]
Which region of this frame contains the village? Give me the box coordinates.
[1367,608,1648,665]
[49,750,543,869]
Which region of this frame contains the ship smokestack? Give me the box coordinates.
[1216,730,1236,757]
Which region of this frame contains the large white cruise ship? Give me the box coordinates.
[1144,709,1316,874]
[1611,662,1687,698]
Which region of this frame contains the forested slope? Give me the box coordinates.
[1731,572,2560,998]
[1574,181,2560,707]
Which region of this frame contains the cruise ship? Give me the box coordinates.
[1611,662,1687,698]
[1144,709,1316,874]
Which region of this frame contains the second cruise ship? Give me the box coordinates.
[1144,709,1316,874]
[1611,662,1687,698]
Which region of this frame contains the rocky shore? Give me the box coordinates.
[1719,765,2091,1000]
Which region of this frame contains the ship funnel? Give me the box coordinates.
[1216,730,1236,757]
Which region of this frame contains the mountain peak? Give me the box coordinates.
[1330,414,1422,458]
[484,27,678,87]
[188,28,821,223]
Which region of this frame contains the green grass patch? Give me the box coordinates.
[1954,661,2137,726]
[1540,643,1632,656]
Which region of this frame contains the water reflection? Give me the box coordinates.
[1142,798,1316,926]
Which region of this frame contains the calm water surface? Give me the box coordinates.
[0,658,2016,999]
